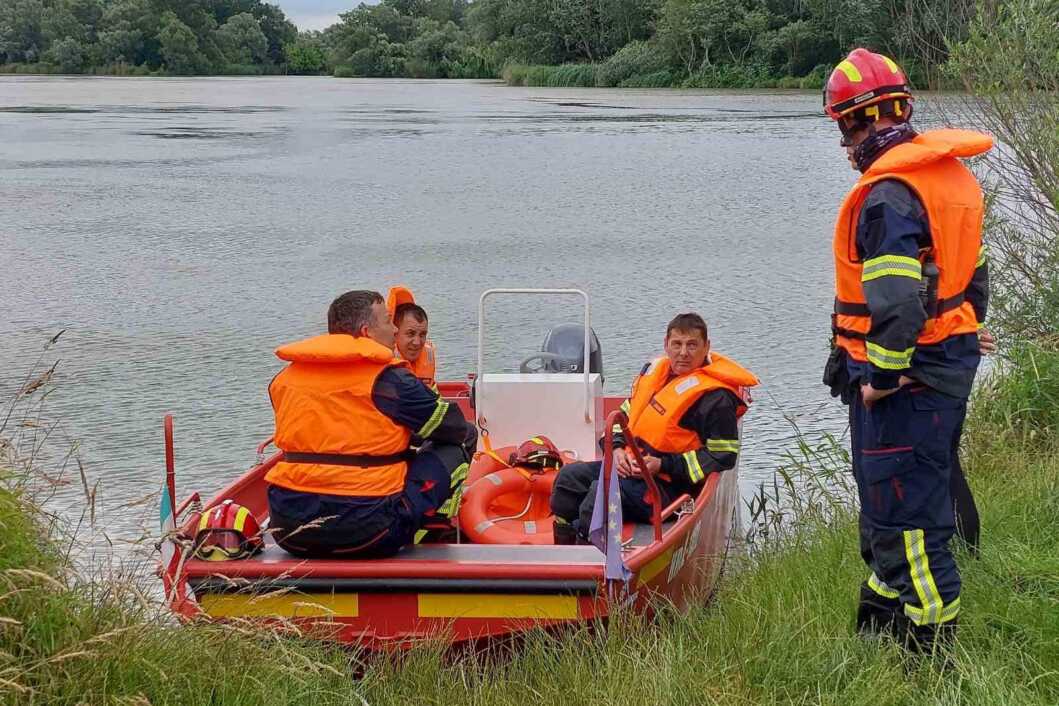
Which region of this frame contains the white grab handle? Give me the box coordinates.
[476,288,593,425]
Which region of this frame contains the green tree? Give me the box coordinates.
[761,19,826,75]
[253,3,297,64]
[96,0,156,66]
[44,35,85,71]
[548,0,612,61]
[464,0,565,64]
[158,11,203,74]
[215,11,267,65]
[405,17,462,76]
[285,31,328,73]
[41,0,102,47]
[0,0,45,63]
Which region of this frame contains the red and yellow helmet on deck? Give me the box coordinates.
[508,435,564,471]
[193,500,264,561]
[824,48,913,123]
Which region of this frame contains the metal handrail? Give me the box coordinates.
[476,288,593,426]
[602,410,663,544]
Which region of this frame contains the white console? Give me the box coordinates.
[474,373,604,462]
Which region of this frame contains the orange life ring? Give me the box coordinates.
[459,462,558,545]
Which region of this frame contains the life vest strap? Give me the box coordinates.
[834,299,871,317]
[832,323,868,341]
[833,289,968,325]
[934,291,966,316]
[282,451,413,467]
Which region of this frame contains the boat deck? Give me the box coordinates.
[253,541,605,565]
[182,520,677,596]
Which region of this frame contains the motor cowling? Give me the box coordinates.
[541,324,603,381]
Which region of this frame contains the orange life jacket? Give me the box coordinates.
[405,340,437,390]
[627,353,758,454]
[387,285,438,389]
[832,129,992,362]
[265,334,412,497]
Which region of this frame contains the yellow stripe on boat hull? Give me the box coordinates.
[417,593,577,619]
[637,548,674,587]
[198,592,359,618]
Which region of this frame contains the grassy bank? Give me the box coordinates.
[501,62,827,90]
[2,368,1057,704]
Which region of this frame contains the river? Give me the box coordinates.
[0,76,856,550]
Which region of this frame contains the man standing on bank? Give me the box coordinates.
[821,48,994,650]
[550,313,757,544]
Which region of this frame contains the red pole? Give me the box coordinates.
[164,414,176,518]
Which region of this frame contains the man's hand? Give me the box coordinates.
[861,376,915,408]
[643,455,662,476]
[614,448,634,477]
[615,449,661,478]
[979,327,997,356]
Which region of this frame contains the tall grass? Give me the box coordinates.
[500,61,825,89]
[502,63,598,88]
[2,334,1058,704]
[2,415,1057,703]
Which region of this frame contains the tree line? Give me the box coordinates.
[0,0,971,85]
[0,0,299,74]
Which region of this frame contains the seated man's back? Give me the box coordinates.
[266,289,474,558]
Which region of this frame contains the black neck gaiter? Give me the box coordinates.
[855,123,918,172]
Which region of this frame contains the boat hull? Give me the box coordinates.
[162,387,739,649]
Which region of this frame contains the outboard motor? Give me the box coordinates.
[520,324,603,383]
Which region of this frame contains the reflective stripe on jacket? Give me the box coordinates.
[832,129,992,366]
[265,334,412,497]
[627,352,757,455]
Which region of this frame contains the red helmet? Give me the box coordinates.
[824,48,913,123]
[193,500,264,561]
[508,435,564,471]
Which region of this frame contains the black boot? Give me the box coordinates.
[901,617,957,655]
[856,583,902,637]
[553,519,578,545]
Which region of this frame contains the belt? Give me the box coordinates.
[833,290,968,322]
[282,451,413,467]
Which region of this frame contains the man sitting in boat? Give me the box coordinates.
[550,313,758,544]
[265,290,476,558]
[387,286,437,391]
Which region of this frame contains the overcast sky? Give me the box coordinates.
[277,1,356,31]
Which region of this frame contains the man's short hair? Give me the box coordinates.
[328,290,383,336]
[666,313,709,342]
[394,302,428,326]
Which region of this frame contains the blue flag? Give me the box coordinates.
[589,452,632,582]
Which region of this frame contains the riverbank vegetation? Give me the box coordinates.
[0,0,300,76]
[2,357,1057,704]
[2,0,980,85]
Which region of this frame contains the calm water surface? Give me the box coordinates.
[0,76,857,550]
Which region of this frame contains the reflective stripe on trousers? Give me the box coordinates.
[851,385,965,625]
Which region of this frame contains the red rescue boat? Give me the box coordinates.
[158,289,743,649]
